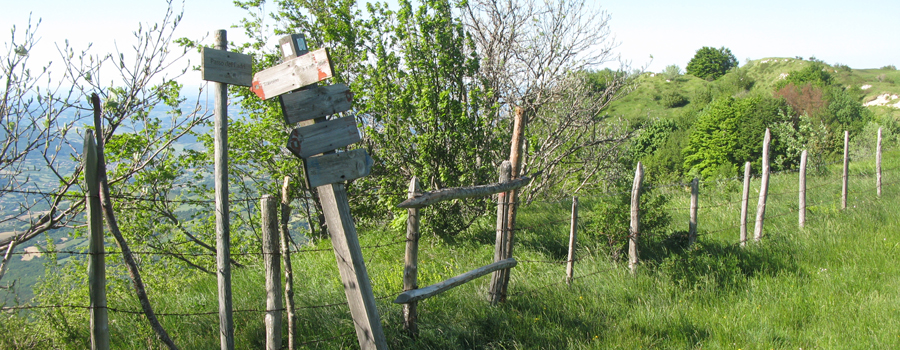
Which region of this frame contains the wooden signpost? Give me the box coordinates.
[280,84,353,124]
[250,48,334,100]
[201,47,253,87]
[265,34,387,349]
[286,116,360,159]
[200,30,254,350]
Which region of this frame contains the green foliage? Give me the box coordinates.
[659,91,688,108]
[583,188,671,256]
[775,62,834,90]
[686,46,738,81]
[881,64,897,70]
[662,64,682,80]
[682,96,792,178]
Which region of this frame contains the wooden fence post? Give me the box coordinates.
[84,129,109,350]
[628,162,643,274]
[740,162,751,247]
[842,130,849,210]
[403,177,421,335]
[799,150,807,228]
[565,197,578,285]
[490,161,511,304]
[754,128,771,242]
[280,177,296,349]
[262,195,282,350]
[500,107,527,300]
[877,127,883,197]
[688,178,698,246]
[212,29,235,350]
[318,184,388,349]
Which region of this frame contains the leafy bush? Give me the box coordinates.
[583,188,671,259]
[682,96,792,178]
[659,91,689,108]
[662,64,682,80]
[775,62,834,90]
[881,65,897,70]
[686,46,738,81]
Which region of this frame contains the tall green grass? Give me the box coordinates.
[3,150,899,349]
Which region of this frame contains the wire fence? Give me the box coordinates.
[1,150,894,347]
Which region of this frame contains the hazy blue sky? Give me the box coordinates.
[3,0,898,85]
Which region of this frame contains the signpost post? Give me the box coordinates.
[200,30,253,350]
[269,34,387,350]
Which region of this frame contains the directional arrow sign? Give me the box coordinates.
[250,48,333,100]
[280,84,353,125]
[287,116,360,159]
[305,149,373,188]
[201,47,253,86]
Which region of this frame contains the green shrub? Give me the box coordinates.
[660,91,689,108]
[686,46,738,81]
[662,64,682,80]
[881,64,897,70]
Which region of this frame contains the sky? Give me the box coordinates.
[3,0,899,87]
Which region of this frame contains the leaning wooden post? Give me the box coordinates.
[688,178,698,246]
[753,129,771,242]
[262,195,282,350]
[740,162,751,246]
[500,107,527,300]
[212,29,235,350]
[565,197,578,285]
[842,130,849,210]
[402,177,421,335]
[628,162,643,274]
[489,161,511,304]
[877,128,883,197]
[799,150,807,228]
[84,129,109,350]
[280,177,296,349]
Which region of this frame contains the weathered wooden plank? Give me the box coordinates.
[628,162,643,275]
[280,84,353,125]
[740,162,751,246]
[402,177,421,335]
[261,195,282,350]
[688,178,698,246]
[565,197,578,286]
[753,128,771,242]
[201,47,253,86]
[799,150,807,228]
[305,149,373,188]
[213,31,235,350]
[85,128,109,350]
[396,174,534,209]
[318,184,388,349]
[394,258,518,304]
[287,116,360,159]
[279,177,297,350]
[841,130,849,210]
[250,48,333,100]
[489,161,511,304]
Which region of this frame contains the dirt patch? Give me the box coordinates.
[864,93,900,108]
[20,246,42,261]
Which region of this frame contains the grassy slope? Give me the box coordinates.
[17,149,892,349]
[607,58,900,124]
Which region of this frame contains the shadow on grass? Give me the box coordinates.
[641,230,800,291]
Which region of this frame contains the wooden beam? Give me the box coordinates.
[280,84,353,125]
[286,116,360,159]
[261,195,282,350]
[394,258,518,304]
[396,174,535,209]
[318,184,388,349]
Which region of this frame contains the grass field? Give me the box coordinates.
[5,149,897,349]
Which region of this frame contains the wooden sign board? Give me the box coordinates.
[278,34,308,61]
[201,47,253,86]
[306,149,373,188]
[287,116,360,159]
[250,48,333,100]
[280,84,353,125]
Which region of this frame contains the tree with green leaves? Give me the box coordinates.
[686,46,738,81]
